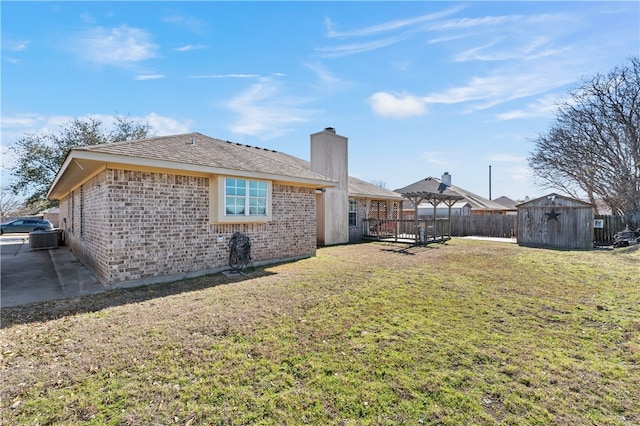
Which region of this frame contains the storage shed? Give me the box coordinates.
[517,193,594,249]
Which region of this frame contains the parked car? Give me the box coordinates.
[0,219,54,235]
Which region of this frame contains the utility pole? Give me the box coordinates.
[489,165,492,200]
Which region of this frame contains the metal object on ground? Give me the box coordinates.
[613,227,640,248]
[228,232,253,271]
[29,230,59,250]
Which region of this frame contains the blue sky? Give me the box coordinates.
[2,1,638,201]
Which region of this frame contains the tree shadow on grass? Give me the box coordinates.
[0,267,276,328]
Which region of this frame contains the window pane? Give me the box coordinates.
[249,181,267,197]
[249,198,267,215]
[225,178,268,217]
[225,197,245,215]
[348,199,357,226]
[226,178,246,196]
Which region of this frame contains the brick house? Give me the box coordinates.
[47,128,402,288]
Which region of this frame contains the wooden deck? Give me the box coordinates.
[362,218,452,245]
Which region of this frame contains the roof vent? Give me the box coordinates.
[189,138,196,145]
[324,127,336,133]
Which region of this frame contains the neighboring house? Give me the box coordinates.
[399,173,514,216]
[421,200,472,217]
[492,196,518,215]
[47,128,401,288]
[517,193,594,249]
[40,207,60,228]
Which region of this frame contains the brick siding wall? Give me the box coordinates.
[59,169,317,288]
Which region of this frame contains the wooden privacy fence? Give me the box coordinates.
[450,215,517,238]
[593,215,632,246]
[362,214,630,245]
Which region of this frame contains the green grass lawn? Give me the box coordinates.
[2,239,639,425]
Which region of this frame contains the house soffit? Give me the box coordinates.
[48,149,337,200]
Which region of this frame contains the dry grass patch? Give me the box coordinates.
[1,239,639,425]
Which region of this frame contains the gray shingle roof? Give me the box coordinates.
[348,177,403,200]
[394,177,462,198]
[395,176,513,211]
[71,132,401,200]
[76,132,334,183]
[493,196,518,209]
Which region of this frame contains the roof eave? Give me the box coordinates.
[48,149,337,200]
[348,191,404,201]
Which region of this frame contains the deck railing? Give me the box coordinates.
[362,218,452,244]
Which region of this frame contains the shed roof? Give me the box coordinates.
[517,193,594,208]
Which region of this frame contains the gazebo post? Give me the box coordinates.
[413,196,423,244]
[448,202,452,238]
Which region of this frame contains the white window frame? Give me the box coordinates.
[224,178,268,217]
[210,175,272,224]
[348,198,357,227]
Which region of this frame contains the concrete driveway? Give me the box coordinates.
[1,234,105,308]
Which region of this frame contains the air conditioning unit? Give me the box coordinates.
[29,231,59,250]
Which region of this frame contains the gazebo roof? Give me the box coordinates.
[394,177,464,203]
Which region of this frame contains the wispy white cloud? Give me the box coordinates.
[163,14,206,34]
[72,25,158,66]
[1,112,191,143]
[226,78,317,140]
[135,74,165,81]
[369,92,427,118]
[175,44,206,52]
[424,59,579,112]
[318,5,465,58]
[325,5,465,38]
[427,15,522,31]
[359,5,615,120]
[4,40,29,51]
[453,38,512,62]
[316,33,412,59]
[420,151,460,168]
[143,113,191,135]
[79,12,97,24]
[453,35,570,63]
[1,113,46,129]
[505,165,533,185]
[305,62,349,93]
[497,94,561,120]
[188,73,259,79]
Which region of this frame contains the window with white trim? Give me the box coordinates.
[348,198,357,227]
[225,178,268,217]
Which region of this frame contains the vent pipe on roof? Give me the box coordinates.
[189,138,196,145]
[442,172,451,187]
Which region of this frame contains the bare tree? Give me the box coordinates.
[0,187,22,218]
[529,57,640,226]
[370,180,388,189]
